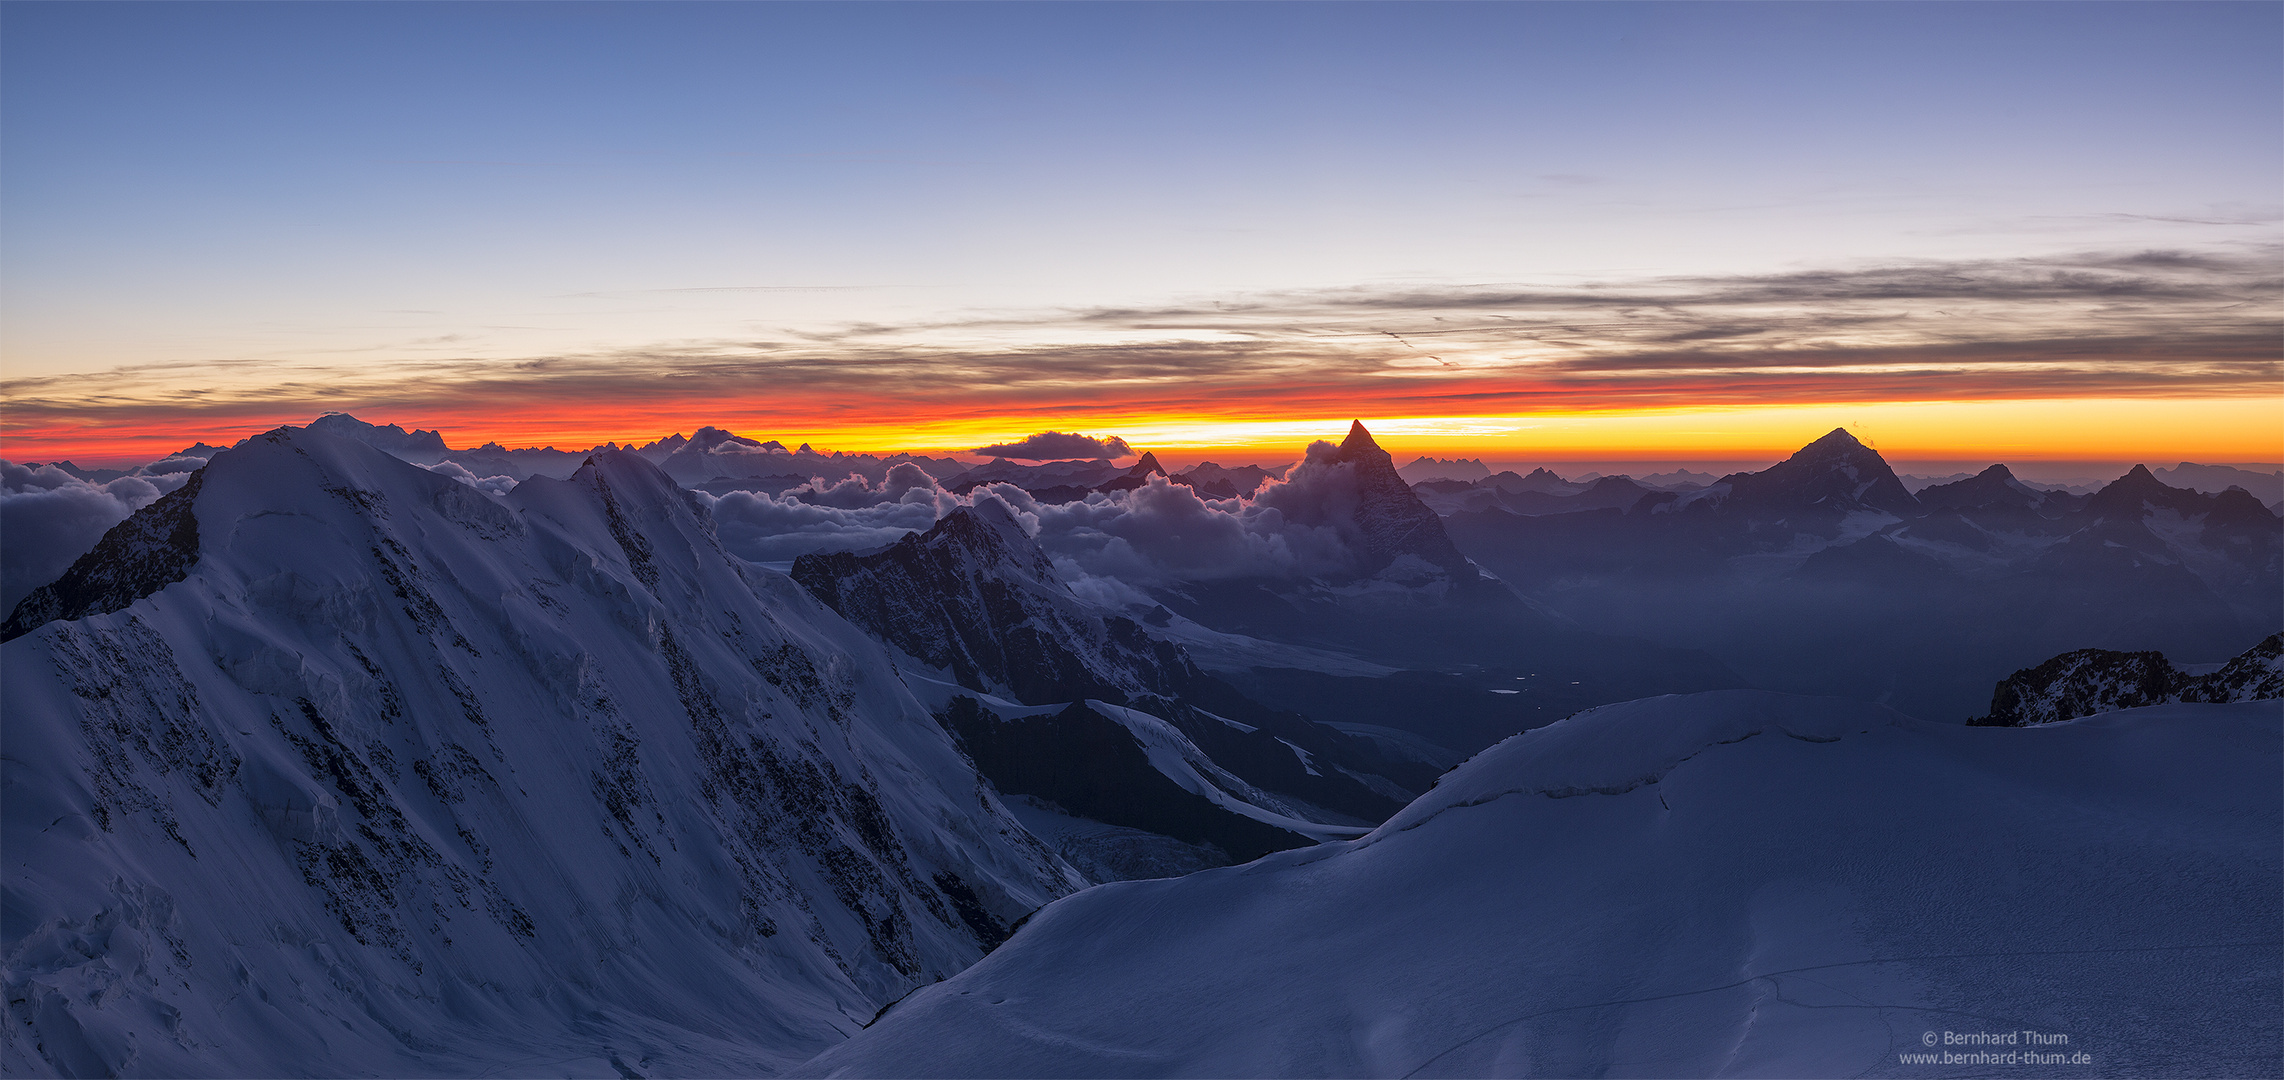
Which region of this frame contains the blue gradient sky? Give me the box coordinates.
[3,2,2277,462]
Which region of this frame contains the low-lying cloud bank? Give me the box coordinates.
[0,458,203,612]
[700,441,1403,599]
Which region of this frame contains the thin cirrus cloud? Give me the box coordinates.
[3,245,2276,462]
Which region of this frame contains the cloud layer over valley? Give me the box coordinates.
[0,458,203,611]
[699,444,1397,596]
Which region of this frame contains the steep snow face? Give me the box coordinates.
[800,691,2282,1078]
[1,428,1079,1077]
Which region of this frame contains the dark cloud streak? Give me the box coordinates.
[5,245,2275,452]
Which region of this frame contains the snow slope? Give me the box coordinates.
[1,427,1080,1077]
[800,690,2282,1078]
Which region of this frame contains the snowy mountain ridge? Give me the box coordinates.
[2,426,1080,1077]
[802,690,2282,1078]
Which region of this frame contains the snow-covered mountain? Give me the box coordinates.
[1,427,1079,1076]
[789,502,1438,875]
[1443,432,2282,722]
[1973,632,2284,726]
[800,690,2283,1078]
[305,413,451,463]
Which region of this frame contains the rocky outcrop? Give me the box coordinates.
[4,469,205,642]
[1971,632,2283,725]
[1326,421,1475,578]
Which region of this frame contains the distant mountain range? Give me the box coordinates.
[1439,428,2282,722]
[2,417,2277,1077]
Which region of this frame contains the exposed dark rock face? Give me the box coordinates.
[2185,632,2284,703]
[1096,452,1169,493]
[1972,632,2284,726]
[792,501,1196,706]
[1718,427,1920,517]
[5,469,205,642]
[1915,464,2051,515]
[791,502,1439,823]
[1326,421,1475,579]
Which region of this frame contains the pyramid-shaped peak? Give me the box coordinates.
[1130,451,1167,475]
[1977,464,2016,480]
[1341,420,1380,451]
[2123,464,2157,481]
[1805,427,1865,450]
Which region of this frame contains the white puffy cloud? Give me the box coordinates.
[697,447,1387,598]
[699,465,995,562]
[1,461,197,613]
[425,460,520,497]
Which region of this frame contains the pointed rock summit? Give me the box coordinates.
[1325,422,1476,579]
[1720,427,1918,516]
[1916,463,2046,514]
[1098,452,1170,493]
[1339,419,1379,457]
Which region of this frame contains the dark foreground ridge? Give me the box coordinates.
[4,468,205,642]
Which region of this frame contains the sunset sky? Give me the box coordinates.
[3,2,2278,468]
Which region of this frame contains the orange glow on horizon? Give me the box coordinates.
[4,396,2277,470]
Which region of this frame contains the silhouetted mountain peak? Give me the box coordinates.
[1320,422,1477,579]
[2082,464,2197,521]
[1128,452,1167,477]
[1917,462,2044,514]
[685,425,763,451]
[1720,429,1918,516]
[1340,420,1381,457]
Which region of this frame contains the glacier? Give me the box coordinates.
[2,428,1081,1077]
[801,691,2282,1078]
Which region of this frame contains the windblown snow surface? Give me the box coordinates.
[801,691,2282,1078]
[1,429,1080,1077]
